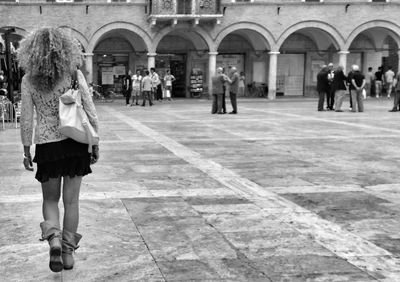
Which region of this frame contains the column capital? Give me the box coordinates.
[208,52,218,56]
[338,50,350,54]
[268,51,280,55]
[147,53,157,57]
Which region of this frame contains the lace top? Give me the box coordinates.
[20,70,99,146]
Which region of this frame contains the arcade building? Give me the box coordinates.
[1,0,400,99]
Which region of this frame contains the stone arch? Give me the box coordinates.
[59,26,89,51]
[214,22,273,51]
[152,25,214,52]
[344,20,400,51]
[86,22,152,53]
[276,21,344,51]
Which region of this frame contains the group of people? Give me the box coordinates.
[317,63,400,113]
[211,66,241,114]
[123,68,175,107]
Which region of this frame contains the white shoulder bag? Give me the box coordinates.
[59,72,99,152]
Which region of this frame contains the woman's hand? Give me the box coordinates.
[90,145,99,164]
[23,153,34,171]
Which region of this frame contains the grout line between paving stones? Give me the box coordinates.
[120,199,168,282]
[240,106,400,134]
[103,106,400,281]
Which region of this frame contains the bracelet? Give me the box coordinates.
[23,154,31,159]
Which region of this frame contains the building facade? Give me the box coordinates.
[1,0,400,98]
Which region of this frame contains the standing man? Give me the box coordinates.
[317,65,328,111]
[350,65,365,112]
[141,70,153,107]
[229,66,239,114]
[333,65,347,112]
[347,66,356,110]
[375,66,383,98]
[389,70,400,112]
[131,69,142,106]
[163,69,175,101]
[326,63,335,110]
[384,66,395,99]
[125,70,133,107]
[150,67,162,101]
[365,67,374,97]
[211,67,230,114]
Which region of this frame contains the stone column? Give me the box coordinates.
[208,52,218,96]
[268,51,279,100]
[83,53,94,84]
[147,53,156,70]
[338,50,349,74]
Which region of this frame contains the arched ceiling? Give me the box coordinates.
[218,29,270,51]
[94,28,147,52]
[156,29,208,52]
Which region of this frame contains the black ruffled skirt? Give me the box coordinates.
[33,138,92,183]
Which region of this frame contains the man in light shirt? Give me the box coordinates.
[384,66,395,99]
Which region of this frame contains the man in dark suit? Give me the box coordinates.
[317,65,329,111]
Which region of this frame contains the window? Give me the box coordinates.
[302,0,323,2]
[370,0,387,2]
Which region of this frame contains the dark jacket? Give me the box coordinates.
[333,70,347,91]
[317,70,329,93]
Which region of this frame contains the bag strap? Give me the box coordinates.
[71,69,79,90]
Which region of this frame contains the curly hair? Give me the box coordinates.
[17,27,82,92]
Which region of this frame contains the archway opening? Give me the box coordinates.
[92,28,148,94]
[156,29,209,98]
[217,29,270,97]
[348,27,399,76]
[279,28,339,97]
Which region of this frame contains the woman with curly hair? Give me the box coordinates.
[18,27,99,272]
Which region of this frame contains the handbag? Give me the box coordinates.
[59,72,99,153]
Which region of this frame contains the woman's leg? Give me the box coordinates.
[41,177,62,228]
[62,176,82,233]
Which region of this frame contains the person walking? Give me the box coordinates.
[384,66,395,99]
[375,66,383,98]
[317,65,328,111]
[211,67,230,114]
[333,65,347,112]
[150,67,162,101]
[389,70,400,112]
[18,27,99,272]
[350,65,366,112]
[326,63,335,110]
[229,66,239,114]
[163,69,175,101]
[141,70,153,106]
[131,70,142,106]
[124,70,133,106]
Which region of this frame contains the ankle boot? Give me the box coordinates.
[39,221,63,272]
[62,229,82,270]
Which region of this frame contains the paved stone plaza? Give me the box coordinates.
[1,97,400,281]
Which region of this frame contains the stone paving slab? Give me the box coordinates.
[2,98,400,281]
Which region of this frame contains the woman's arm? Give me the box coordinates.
[77,70,99,132]
[20,77,34,171]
